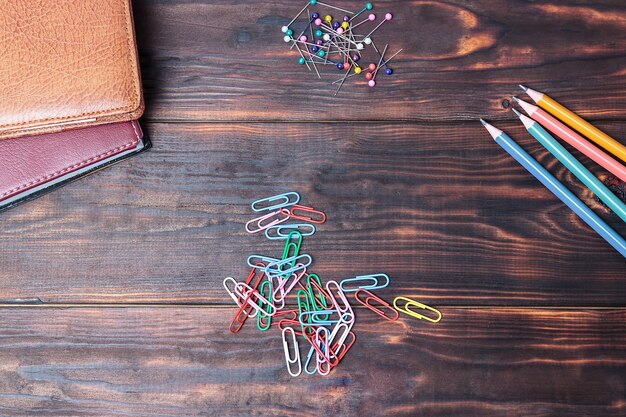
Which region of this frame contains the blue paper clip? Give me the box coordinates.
[339,273,390,292]
[251,192,300,212]
[265,254,312,277]
[265,224,316,240]
[247,255,280,269]
[299,309,342,326]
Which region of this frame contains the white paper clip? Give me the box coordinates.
[282,327,302,377]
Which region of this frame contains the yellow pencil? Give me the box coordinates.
[519,85,626,164]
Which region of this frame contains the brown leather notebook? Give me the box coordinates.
[0,0,144,140]
[0,0,148,211]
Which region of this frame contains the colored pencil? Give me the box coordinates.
[512,96,626,183]
[519,85,626,163]
[481,119,626,258]
[512,108,626,225]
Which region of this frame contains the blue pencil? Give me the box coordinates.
[481,119,626,259]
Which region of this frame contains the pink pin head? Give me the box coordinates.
[300,35,308,42]
[314,18,322,26]
[368,80,376,87]
[385,13,393,20]
[337,27,344,34]
[368,13,376,21]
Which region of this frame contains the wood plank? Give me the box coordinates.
[0,307,624,416]
[0,122,625,305]
[132,0,626,122]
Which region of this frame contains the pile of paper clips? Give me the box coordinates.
[224,191,442,376]
[282,1,402,95]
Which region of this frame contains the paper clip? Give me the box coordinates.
[247,255,280,269]
[339,273,390,292]
[256,280,274,331]
[251,192,300,212]
[223,277,256,315]
[265,224,316,240]
[265,254,312,277]
[307,274,332,319]
[325,280,355,324]
[281,327,302,377]
[272,309,298,323]
[281,231,303,266]
[327,322,352,365]
[299,309,342,326]
[297,289,312,326]
[354,289,399,321]
[273,266,306,302]
[304,344,319,375]
[303,326,332,370]
[331,330,356,364]
[278,318,303,336]
[315,327,332,375]
[393,296,442,323]
[280,204,327,224]
[229,291,257,333]
[228,267,266,333]
[245,210,289,233]
[233,282,276,318]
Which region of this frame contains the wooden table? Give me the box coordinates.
[1,1,626,415]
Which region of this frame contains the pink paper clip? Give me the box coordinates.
[354,289,399,321]
[280,204,327,224]
[273,266,307,302]
[245,210,289,234]
[325,280,355,324]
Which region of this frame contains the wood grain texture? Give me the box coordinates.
[132,0,626,122]
[1,122,624,305]
[0,307,624,417]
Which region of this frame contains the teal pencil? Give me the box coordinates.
[481,119,626,258]
[512,108,626,225]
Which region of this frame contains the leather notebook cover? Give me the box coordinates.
[0,0,144,140]
[0,121,148,211]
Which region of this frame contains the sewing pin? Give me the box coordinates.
[368,43,388,87]
[350,13,376,30]
[284,2,311,36]
[307,9,322,78]
[349,2,373,21]
[309,0,355,15]
[364,13,393,38]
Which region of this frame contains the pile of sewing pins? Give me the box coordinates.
[224,192,442,377]
[281,1,402,95]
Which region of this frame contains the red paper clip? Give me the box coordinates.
[267,309,298,328]
[279,319,304,336]
[280,204,327,224]
[229,264,266,333]
[331,331,356,363]
[354,289,399,321]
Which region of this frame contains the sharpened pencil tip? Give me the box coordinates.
[511,107,522,117]
[511,96,520,103]
[519,84,528,92]
[479,118,489,127]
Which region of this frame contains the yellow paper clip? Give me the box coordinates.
[393,296,442,323]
